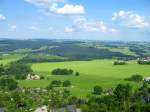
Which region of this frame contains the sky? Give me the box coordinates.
[0,0,150,41]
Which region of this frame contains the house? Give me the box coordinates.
[26,74,40,80]
[35,106,47,112]
[144,77,150,82]
[51,105,81,112]
[35,105,81,112]
[0,108,5,112]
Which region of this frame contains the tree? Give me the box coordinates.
[6,62,33,79]
[51,80,62,87]
[0,64,5,76]
[75,72,79,76]
[0,76,18,91]
[63,80,71,87]
[130,75,143,82]
[93,85,103,95]
[126,74,143,82]
[114,83,132,111]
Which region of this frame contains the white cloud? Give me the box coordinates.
[28,26,38,30]
[112,10,149,28]
[73,16,118,33]
[64,27,74,33]
[53,4,85,14]
[0,14,6,21]
[24,0,85,15]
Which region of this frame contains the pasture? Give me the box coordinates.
[19,60,150,97]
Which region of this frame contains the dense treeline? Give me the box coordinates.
[49,45,130,59]
[18,56,92,63]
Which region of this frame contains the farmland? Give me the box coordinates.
[19,59,150,97]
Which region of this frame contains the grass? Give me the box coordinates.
[0,54,24,65]
[96,46,136,56]
[19,59,150,97]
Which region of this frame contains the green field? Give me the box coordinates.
[0,54,24,65]
[19,60,150,97]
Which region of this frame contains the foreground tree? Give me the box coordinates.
[0,76,18,91]
[6,62,33,79]
[114,83,132,111]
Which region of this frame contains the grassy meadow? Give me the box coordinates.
[0,54,24,65]
[19,59,150,97]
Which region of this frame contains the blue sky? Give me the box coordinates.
[0,0,150,41]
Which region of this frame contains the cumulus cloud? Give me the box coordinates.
[52,4,84,14]
[112,10,149,28]
[64,27,74,33]
[0,14,6,21]
[74,16,118,33]
[24,0,85,14]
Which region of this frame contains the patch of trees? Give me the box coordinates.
[0,62,33,79]
[137,60,150,65]
[49,45,131,59]
[129,45,146,56]
[113,61,127,65]
[125,74,143,82]
[82,82,150,112]
[117,57,136,61]
[6,62,33,79]
[0,76,18,91]
[47,80,71,89]
[51,68,73,75]
[18,56,93,63]
[93,85,103,95]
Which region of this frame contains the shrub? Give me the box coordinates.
[40,76,45,80]
[63,80,71,87]
[75,72,79,76]
[113,61,127,65]
[51,80,62,87]
[93,85,103,95]
[125,74,143,82]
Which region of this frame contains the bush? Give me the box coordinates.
[63,80,71,87]
[51,80,62,87]
[75,72,79,76]
[125,74,143,82]
[40,76,45,80]
[113,61,127,65]
[93,85,103,95]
